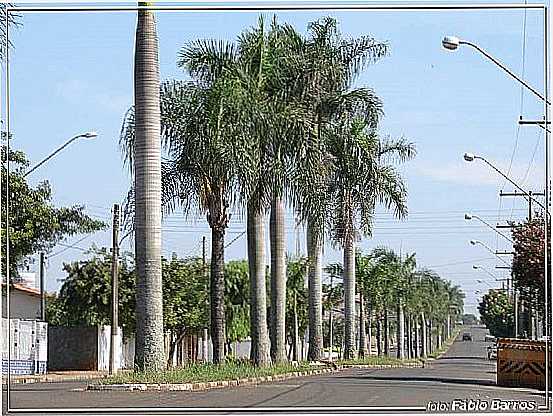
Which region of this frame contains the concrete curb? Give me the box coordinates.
[5,374,109,385]
[88,361,424,392]
[342,362,423,369]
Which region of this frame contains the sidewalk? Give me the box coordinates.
[3,371,110,384]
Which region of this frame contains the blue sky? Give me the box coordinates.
[8,3,546,316]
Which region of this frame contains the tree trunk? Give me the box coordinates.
[358,292,367,358]
[384,309,390,357]
[414,318,419,358]
[406,314,412,359]
[307,220,323,361]
[428,319,433,354]
[367,312,373,356]
[446,314,451,340]
[397,301,405,359]
[343,233,356,359]
[247,206,271,366]
[421,313,427,358]
[269,197,287,363]
[293,293,299,361]
[167,328,187,369]
[134,5,165,371]
[210,226,226,364]
[376,317,382,357]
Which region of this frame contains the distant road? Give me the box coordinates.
[5,325,549,414]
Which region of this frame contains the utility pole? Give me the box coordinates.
[498,190,544,339]
[39,252,45,321]
[109,204,120,375]
[202,236,209,363]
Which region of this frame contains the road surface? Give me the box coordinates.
[4,326,549,414]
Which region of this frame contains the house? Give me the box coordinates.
[1,282,47,375]
[2,282,42,320]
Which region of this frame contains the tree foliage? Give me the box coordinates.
[511,216,549,314]
[2,146,106,277]
[478,289,514,338]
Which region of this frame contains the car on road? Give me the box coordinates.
[462,332,472,341]
[487,345,497,360]
[484,334,496,343]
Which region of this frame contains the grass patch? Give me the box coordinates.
[99,361,314,385]
[337,355,420,366]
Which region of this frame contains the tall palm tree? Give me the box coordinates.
[327,119,416,359]
[288,18,389,362]
[133,2,165,370]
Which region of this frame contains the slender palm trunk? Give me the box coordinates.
[414,318,420,358]
[406,314,412,359]
[397,301,405,359]
[343,234,356,359]
[428,319,433,354]
[367,313,373,356]
[293,292,299,361]
[446,314,451,339]
[269,197,287,363]
[247,205,271,367]
[210,225,226,363]
[358,292,367,358]
[384,309,390,356]
[134,6,165,371]
[307,220,323,361]
[421,312,427,358]
[376,317,382,357]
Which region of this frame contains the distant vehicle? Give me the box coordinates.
[487,345,497,360]
[462,332,472,341]
[484,334,496,342]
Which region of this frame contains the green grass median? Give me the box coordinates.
[99,361,314,385]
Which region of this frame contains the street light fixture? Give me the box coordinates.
[469,240,511,266]
[23,131,98,178]
[465,213,514,244]
[463,153,546,211]
[442,36,549,104]
[472,265,500,281]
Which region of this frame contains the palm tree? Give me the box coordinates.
[327,118,416,359]
[132,2,165,371]
[288,17,389,362]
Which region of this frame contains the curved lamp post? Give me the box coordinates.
[464,153,546,211]
[465,213,514,244]
[469,240,511,266]
[442,36,549,104]
[23,131,98,178]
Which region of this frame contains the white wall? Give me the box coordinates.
[2,292,41,320]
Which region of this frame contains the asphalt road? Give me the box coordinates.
[4,326,549,414]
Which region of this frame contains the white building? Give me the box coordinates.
[2,283,42,320]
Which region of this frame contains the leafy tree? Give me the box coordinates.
[511,216,549,316]
[2,146,105,277]
[47,249,209,360]
[46,248,136,334]
[462,314,478,325]
[478,289,514,338]
[286,257,308,361]
[225,260,250,349]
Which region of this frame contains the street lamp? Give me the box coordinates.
[442,36,549,104]
[464,213,514,244]
[469,240,510,266]
[472,265,500,281]
[23,131,98,178]
[464,153,546,211]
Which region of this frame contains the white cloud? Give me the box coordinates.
[56,79,131,113]
[414,159,545,190]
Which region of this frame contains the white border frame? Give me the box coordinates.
[2,1,550,414]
